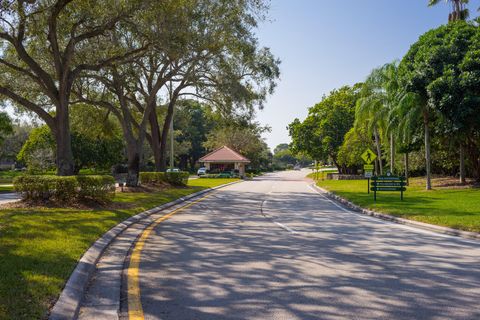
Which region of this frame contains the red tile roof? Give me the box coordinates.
[199,146,250,163]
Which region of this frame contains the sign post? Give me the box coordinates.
[361,149,377,194]
[370,175,407,201]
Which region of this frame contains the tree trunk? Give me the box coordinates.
[373,127,383,175]
[459,143,466,184]
[126,142,140,187]
[423,111,432,190]
[390,132,395,174]
[190,157,196,172]
[148,109,162,171]
[54,104,75,176]
[404,152,409,186]
[159,98,177,171]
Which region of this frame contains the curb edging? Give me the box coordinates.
[310,183,480,241]
[49,180,243,320]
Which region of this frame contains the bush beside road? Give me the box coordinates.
[316,177,480,233]
[0,178,238,320]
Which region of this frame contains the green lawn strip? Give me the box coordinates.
[316,178,480,233]
[0,178,238,320]
[0,171,25,184]
[0,185,13,193]
[307,169,338,180]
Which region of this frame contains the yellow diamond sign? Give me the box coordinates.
[361,148,377,164]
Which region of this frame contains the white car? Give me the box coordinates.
[166,168,180,173]
[197,167,207,176]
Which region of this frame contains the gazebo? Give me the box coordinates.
[199,146,250,177]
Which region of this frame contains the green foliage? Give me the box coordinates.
[288,85,361,167]
[139,172,167,185]
[76,176,116,203]
[13,175,77,202]
[172,100,215,170]
[337,127,372,168]
[0,123,32,164]
[164,172,190,186]
[17,126,124,173]
[0,112,12,145]
[13,175,115,203]
[17,126,56,173]
[140,171,189,186]
[272,143,312,168]
[200,174,230,179]
[399,21,480,180]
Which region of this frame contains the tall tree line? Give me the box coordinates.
[289,12,480,189]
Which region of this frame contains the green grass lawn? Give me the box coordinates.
[316,177,480,233]
[0,170,25,184]
[0,185,13,193]
[307,168,338,181]
[0,178,238,320]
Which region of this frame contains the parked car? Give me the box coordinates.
[197,167,207,176]
[166,168,180,173]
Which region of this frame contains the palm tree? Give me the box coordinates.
[356,62,401,175]
[428,0,470,22]
[355,80,386,175]
[391,90,433,190]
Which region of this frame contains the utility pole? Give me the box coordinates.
[169,65,174,170]
[170,107,174,169]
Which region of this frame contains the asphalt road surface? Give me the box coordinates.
[0,192,20,205]
[136,170,480,320]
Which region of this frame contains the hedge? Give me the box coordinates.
[139,172,166,185]
[140,171,189,186]
[76,175,115,202]
[200,173,239,179]
[13,175,115,203]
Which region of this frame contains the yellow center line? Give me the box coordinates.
[127,192,216,320]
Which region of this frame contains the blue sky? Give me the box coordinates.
[256,0,477,150]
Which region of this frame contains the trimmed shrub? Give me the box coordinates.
[140,171,189,186]
[139,172,165,185]
[77,175,115,203]
[164,171,189,186]
[14,175,116,203]
[14,175,77,202]
[200,172,239,179]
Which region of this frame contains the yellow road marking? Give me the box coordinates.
[127,193,215,320]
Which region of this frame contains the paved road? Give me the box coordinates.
[0,192,20,205]
[134,170,480,320]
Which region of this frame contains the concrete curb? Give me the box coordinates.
[49,180,243,320]
[310,183,480,241]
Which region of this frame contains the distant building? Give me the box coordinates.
[199,146,250,177]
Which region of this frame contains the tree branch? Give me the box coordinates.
[0,85,54,127]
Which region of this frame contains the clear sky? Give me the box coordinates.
[255,0,474,150]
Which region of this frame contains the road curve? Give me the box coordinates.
[134,170,480,320]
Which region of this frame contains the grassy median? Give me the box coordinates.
[0,185,13,193]
[0,178,238,320]
[316,177,480,233]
